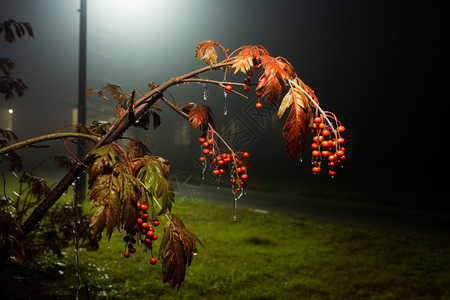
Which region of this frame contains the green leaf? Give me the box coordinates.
[136,156,174,215]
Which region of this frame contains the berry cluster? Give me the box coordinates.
[122,201,160,265]
[198,135,250,197]
[311,116,346,177]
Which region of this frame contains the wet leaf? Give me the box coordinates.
[195,40,223,66]
[159,213,203,290]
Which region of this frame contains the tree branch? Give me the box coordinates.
[15,61,234,243]
[0,133,99,155]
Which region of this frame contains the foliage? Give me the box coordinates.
[1,39,347,290]
[0,19,34,100]
[0,171,96,266]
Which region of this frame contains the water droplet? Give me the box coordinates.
[233,199,238,222]
[299,157,303,163]
[223,91,228,115]
[201,161,206,180]
[203,85,209,101]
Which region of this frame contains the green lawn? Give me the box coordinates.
[2,197,450,299]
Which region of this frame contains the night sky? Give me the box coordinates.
[1,0,448,199]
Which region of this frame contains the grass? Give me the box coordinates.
[2,196,450,299]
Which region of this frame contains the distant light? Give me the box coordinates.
[8,109,13,114]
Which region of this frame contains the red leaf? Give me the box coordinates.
[195,40,224,66]
[181,103,215,130]
[281,87,314,161]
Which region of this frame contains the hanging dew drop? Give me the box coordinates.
[203,85,209,100]
[223,91,228,115]
[233,199,238,222]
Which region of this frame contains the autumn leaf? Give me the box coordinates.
[89,204,106,240]
[231,45,269,74]
[281,82,314,161]
[116,171,141,231]
[159,213,203,290]
[256,56,296,107]
[87,144,122,186]
[181,103,215,131]
[88,173,121,241]
[278,77,311,118]
[195,40,223,66]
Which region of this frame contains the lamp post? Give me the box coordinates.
[77,0,87,199]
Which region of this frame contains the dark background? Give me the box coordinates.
[1,0,448,200]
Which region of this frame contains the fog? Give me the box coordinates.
[1,0,447,200]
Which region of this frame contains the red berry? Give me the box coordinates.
[312,150,321,157]
[322,129,330,136]
[202,148,210,154]
[314,117,322,124]
[137,218,143,224]
[240,166,247,172]
[213,169,220,175]
[152,234,158,240]
[247,70,253,77]
[241,174,248,180]
[141,222,149,228]
[337,126,345,132]
[207,139,214,145]
[199,156,205,162]
[137,201,141,208]
[225,85,233,91]
[141,213,148,218]
[141,204,148,210]
[150,257,157,265]
[244,85,250,92]
[153,220,160,226]
[130,248,136,253]
[146,230,154,238]
[256,102,263,108]
[312,167,321,173]
[329,170,336,176]
[256,91,263,97]
[198,137,205,143]
[243,152,249,158]
[244,78,251,85]
[202,141,209,147]
[319,123,326,129]
[337,137,345,144]
[124,251,130,258]
[144,238,152,244]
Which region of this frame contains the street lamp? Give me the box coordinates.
[77,0,87,198]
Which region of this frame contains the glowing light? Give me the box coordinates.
[8,109,13,114]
